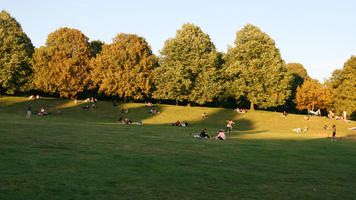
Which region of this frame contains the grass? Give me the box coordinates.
[1,96,356,200]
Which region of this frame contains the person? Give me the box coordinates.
[225,120,235,134]
[202,112,207,118]
[118,117,123,123]
[175,120,180,126]
[216,129,226,140]
[124,118,132,125]
[26,104,32,119]
[304,116,310,121]
[91,103,96,110]
[200,128,210,138]
[332,124,336,141]
[328,109,335,119]
[282,111,287,117]
[343,111,347,120]
[39,107,48,116]
[122,109,128,113]
[137,120,143,125]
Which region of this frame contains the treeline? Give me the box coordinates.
[0,11,355,118]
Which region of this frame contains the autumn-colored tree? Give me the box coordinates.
[223,24,292,109]
[153,23,222,105]
[90,33,158,100]
[294,79,332,111]
[327,56,356,117]
[32,27,92,98]
[0,10,34,94]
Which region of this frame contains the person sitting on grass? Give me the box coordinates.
[39,107,48,116]
[122,108,128,113]
[200,128,210,138]
[124,118,132,125]
[281,111,287,117]
[202,112,207,118]
[137,120,143,125]
[216,129,226,140]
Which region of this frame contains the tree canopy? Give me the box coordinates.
[328,56,356,117]
[32,27,92,98]
[0,10,34,94]
[153,23,222,104]
[90,33,158,100]
[223,24,292,109]
[294,79,332,111]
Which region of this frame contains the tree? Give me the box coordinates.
[328,56,356,117]
[153,23,222,105]
[294,79,332,111]
[32,27,92,98]
[90,33,158,100]
[90,40,104,56]
[285,63,310,111]
[0,10,34,94]
[286,63,310,86]
[223,24,292,109]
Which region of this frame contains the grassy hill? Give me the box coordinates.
[1,96,356,200]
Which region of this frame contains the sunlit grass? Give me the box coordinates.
[1,96,356,199]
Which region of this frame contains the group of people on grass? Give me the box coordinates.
[191,119,236,141]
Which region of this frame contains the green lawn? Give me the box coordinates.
[1,96,356,200]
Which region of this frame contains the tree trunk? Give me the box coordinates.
[124,96,127,103]
[250,102,255,110]
[176,100,178,106]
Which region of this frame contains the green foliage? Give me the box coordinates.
[90,40,104,56]
[294,79,332,111]
[328,56,356,117]
[153,23,222,104]
[284,63,310,111]
[0,10,34,94]
[90,33,158,100]
[32,27,93,98]
[223,24,292,109]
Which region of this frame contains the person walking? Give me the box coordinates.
[225,120,235,134]
[332,124,336,141]
[26,104,32,119]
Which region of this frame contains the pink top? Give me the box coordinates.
[217,132,226,140]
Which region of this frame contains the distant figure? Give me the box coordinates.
[83,105,89,110]
[91,103,96,110]
[282,111,287,117]
[332,125,336,141]
[74,99,78,104]
[122,109,128,113]
[39,107,48,116]
[26,104,32,119]
[124,118,132,125]
[118,117,123,123]
[29,95,34,100]
[216,129,226,140]
[36,95,40,100]
[200,128,210,138]
[328,109,335,119]
[137,120,143,125]
[304,116,310,121]
[202,112,207,118]
[225,120,235,134]
[146,102,153,107]
[343,111,347,120]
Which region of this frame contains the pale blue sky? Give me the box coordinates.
[2,0,355,81]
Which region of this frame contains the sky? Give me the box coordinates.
[2,0,356,81]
